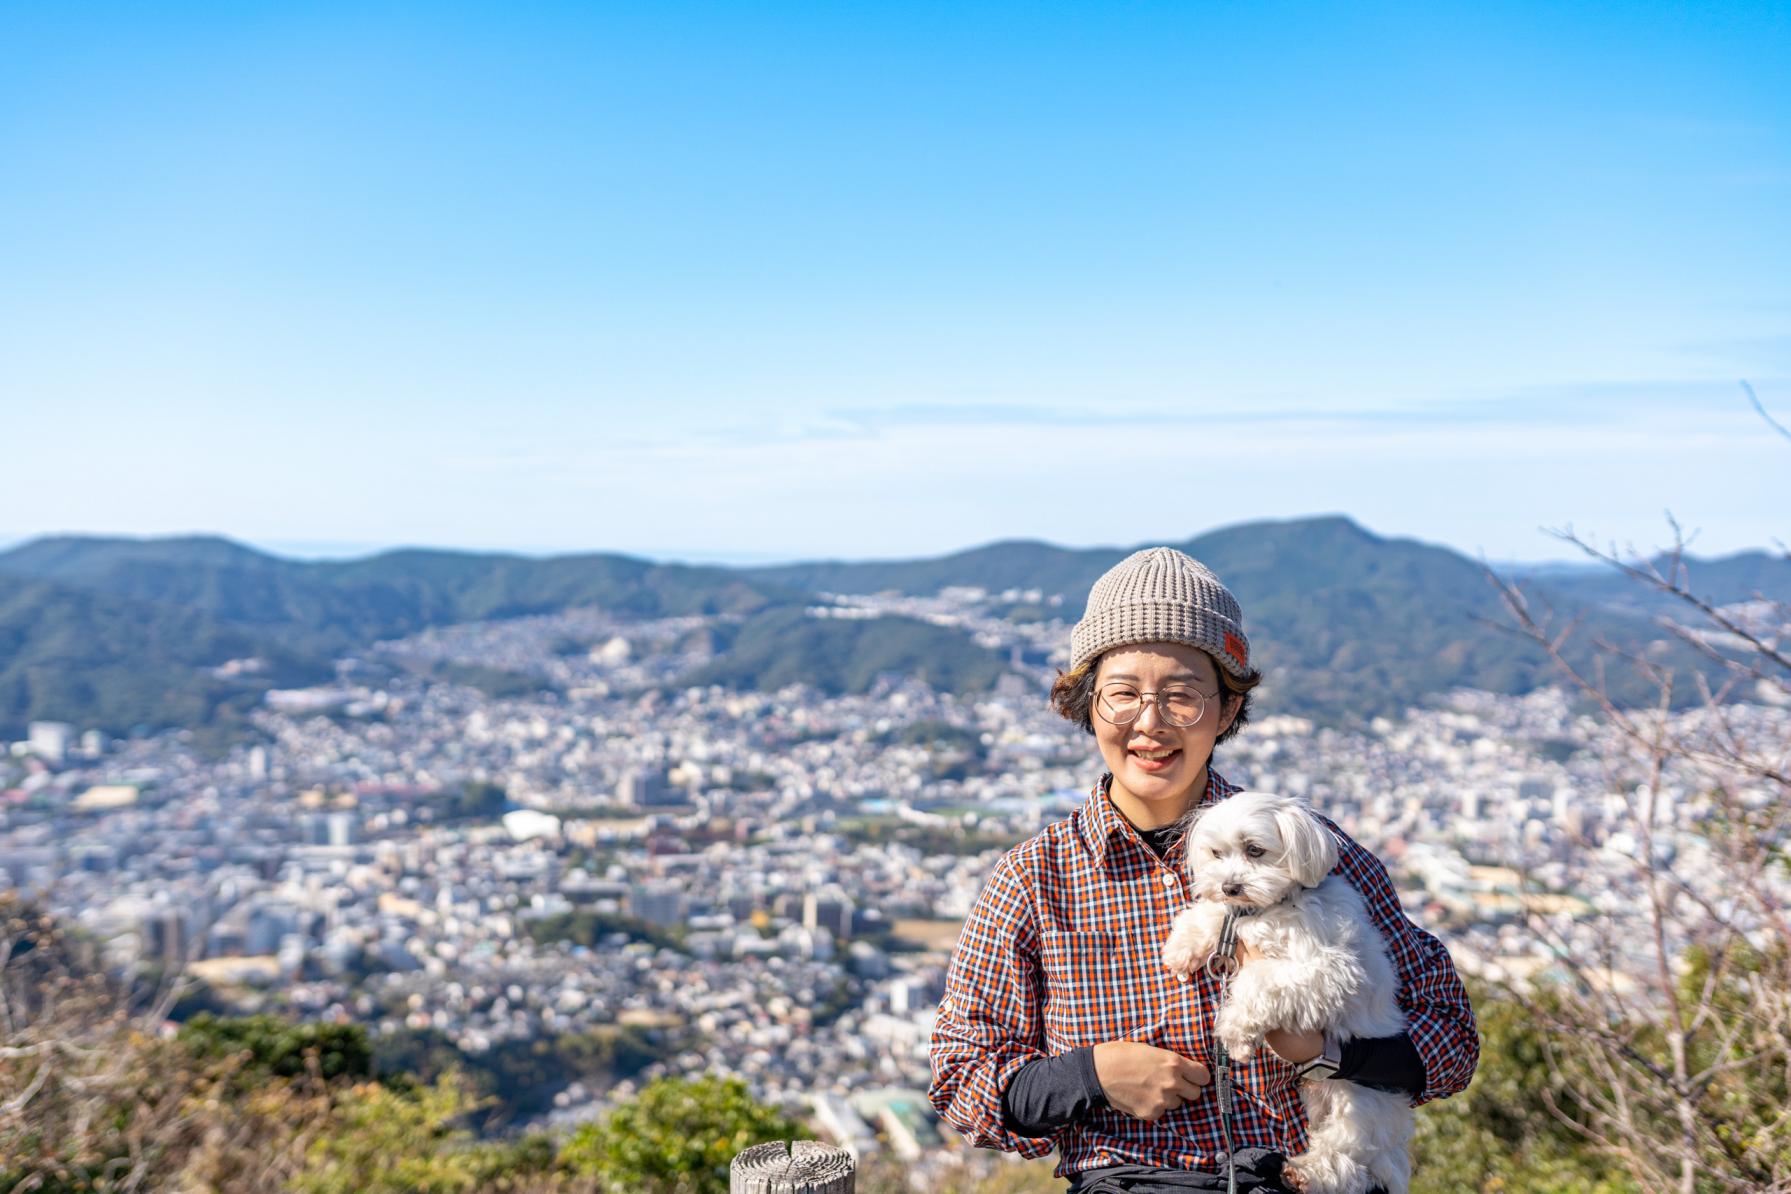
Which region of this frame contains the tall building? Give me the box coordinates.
[139,908,191,969]
[326,811,358,847]
[619,767,674,807]
[302,813,333,846]
[27,721,74,764]
[1459,788,1480,821]
[803,888,856,938]
[627,883,687,929]
[247,902,301,956]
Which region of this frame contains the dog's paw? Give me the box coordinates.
[1161,908,1217,981]
[1214,1003,1263,1058]
[1160,930,1208,981]
[1221,1034,1257,1061]
[1284,1147,1378,1194]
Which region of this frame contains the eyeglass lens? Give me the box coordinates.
[1096,684,1209,727]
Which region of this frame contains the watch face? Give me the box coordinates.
[1296,1034,1340,1080]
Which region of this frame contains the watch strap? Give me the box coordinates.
[1296,1033,1342,1081]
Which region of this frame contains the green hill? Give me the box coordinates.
[1181,518,1555,720]
[0,537,791,648]
[0,537,801,737]
[1182,520,1775,719]
[680,608,1009,696]
[759,515,1759,722]
[0,574,330,738]
[746,515,1786,611]
[1534,548,1791,617]
[3,520,1773,737]
[745,538,1120,599]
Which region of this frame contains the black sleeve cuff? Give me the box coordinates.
[1000,1046,1110,1137]
[1335,1033,1427,1098]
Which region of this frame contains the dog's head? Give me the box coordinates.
[1180,790,1338,910]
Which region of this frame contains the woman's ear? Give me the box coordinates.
[1217,692,1241,737]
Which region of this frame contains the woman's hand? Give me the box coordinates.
[1091,1041,1211,1121]
[1232,939,1325,1065]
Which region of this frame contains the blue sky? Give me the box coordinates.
[2,1,1788,564]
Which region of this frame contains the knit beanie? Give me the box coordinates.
[1069,547,1252,679]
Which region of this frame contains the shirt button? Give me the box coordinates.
[1161,872,1178,887]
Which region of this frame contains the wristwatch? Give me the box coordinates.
[1295,1033,1342,1081]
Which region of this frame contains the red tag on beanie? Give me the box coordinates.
[1223,632,1248,668]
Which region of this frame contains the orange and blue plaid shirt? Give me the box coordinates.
[928,768,1479,1179]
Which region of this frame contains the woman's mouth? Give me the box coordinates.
[1128,745,1181,773]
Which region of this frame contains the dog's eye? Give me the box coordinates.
[1245,844,1265,859]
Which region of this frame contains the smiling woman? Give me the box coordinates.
[1083,643,1242,831]
[1046,553,1262,830]
[928,547,1479,1194]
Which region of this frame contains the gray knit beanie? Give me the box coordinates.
[1069,547,1252,679]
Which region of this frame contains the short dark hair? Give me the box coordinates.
[1049,649,1261,745]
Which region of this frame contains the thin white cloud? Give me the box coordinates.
[5,377,1785,565]
[815,377,1789,437]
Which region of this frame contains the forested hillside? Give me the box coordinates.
[4,517,1775,737]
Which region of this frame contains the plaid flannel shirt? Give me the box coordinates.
[928,769,1478,1178]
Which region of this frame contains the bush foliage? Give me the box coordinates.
[558,1075,804,1193]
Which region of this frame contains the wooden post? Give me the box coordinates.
[729,1140,855,1193]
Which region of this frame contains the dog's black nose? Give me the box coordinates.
[1223,882,1242,897]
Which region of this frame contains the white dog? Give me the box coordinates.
[1160,791,1413,1194]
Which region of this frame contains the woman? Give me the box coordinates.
[928,547,1478,1193]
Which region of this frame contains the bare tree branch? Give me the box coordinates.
[1745,380,1791,445]
[1481,508,1791,1190]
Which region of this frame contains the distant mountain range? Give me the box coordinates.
[2,517,1783,739]
[748,517,1788,721]
[0,537,798,740]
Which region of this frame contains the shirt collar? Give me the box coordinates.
[1080,766,1239,871]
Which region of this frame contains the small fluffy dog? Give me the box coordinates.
[1160,791,1412,1194]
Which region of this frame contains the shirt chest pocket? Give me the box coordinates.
[1039,929,1184,1053]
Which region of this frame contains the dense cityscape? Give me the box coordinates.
[3,586,1786,1188]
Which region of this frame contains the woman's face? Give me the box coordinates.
[1093,642,1239,829]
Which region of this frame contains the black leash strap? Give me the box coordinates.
[1204,908,1244,1194]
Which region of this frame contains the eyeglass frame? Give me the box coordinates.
[1092,681,1221,729]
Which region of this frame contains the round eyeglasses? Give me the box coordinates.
[1094,682,1215,728]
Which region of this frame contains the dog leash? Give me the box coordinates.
[1204,907,1247,1194]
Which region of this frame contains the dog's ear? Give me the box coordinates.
[1273,798,1338,888]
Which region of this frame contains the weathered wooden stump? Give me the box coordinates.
[729,1140,856,1193]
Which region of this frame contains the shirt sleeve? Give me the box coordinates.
[927,851,1059,1157]
[1337,1033,1427,1099]
[1002,1046,1108,1136]
[1321,818,1480,1104]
